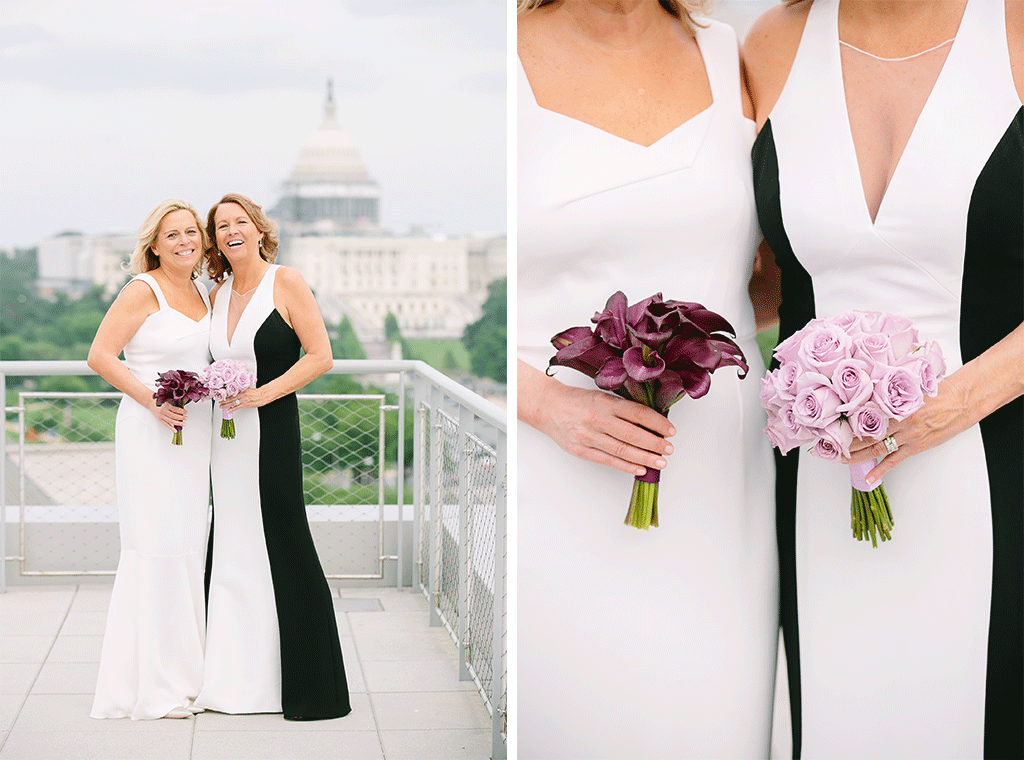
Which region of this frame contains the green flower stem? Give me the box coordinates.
[625,481,659,530]
[850,484,894,547]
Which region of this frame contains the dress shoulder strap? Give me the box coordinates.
[693,18,744,116]
[194,280,212,310]
[131,273,169,310]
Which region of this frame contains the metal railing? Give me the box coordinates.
[1,359,507,759]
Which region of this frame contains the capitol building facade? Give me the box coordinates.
[37,83,506,346]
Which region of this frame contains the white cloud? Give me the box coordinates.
[0,0,507,247]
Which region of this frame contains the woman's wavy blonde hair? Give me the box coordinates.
[516,0,713,25]
[205,192,280,283]
[125,199,208,279]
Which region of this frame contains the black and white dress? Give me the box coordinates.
[195,264,350,720]
[753,1,1022,757]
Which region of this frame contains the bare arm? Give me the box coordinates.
[749,240,782,332]
[518,359,676,476]
[87,280,187,432]
[230,267,333,408]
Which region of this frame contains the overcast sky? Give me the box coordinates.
[0,0,506,249]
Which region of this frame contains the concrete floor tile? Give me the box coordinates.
[68,589,112,613]
[0,664,39,695]
[351,626,458,662]
[361,659,477,693]
[377,592,431,613]
[195,693,376,733]
[0,588,74,614]
[379,728,494,760]
[190,729,383,760]
[332,610,352,638]
[0,613,68,637]
[0,730,193,760]
[0,637,54,664]
[371,691,491,731]
[47,636,103,664]
[14,694,189,732]
[58,612,108,636]
[32,662,98,694]
[348,610,432,631]
[0,695,26,733]
[339,637,366,694]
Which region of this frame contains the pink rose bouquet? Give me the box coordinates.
[760,311,945,546]
[153,369,209,445]
[550,291,749,530]
[198,359,258,439]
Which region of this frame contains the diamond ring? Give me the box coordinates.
[883,435,898,455]
[235,400,242,408]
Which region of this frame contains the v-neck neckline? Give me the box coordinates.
[517,33,716,150]
[225,265,273,348]
[834,0,970,229]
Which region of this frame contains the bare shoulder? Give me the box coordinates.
[275,265,311,292]
[1008,0,1024,103]
[114,277,159,312]
[742,0,812,128]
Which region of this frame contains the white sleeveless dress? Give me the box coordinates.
[91,274,212,720]
[753,1,1023,757]
[518,19,779,759]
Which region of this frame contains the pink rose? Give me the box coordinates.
[811,419,854,462]
[827,311,865,339]
[848,401,888,441]
[772,362,802,401]
[878,313,920,358]
[873,367,926,421]
[773,323,813,365]
[896,340,946,397]
[765,420,795,454]
[797,324,853,377]
[853,333,893,368]
[760,373,785,414]
[830,358,873,412]
[792,374,843,429]
[854,311,885,333]
[780,402,815,447]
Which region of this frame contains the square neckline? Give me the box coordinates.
[137,273,210,324]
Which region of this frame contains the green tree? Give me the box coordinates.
[384,311,401,344]
[383,311,413,359]
[330,316,366,360]
[463,278,507,382]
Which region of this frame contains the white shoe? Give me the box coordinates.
[163,707,193,719]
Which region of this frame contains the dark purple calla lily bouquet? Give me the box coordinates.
[154,369,209,445]
[549,291,749,530]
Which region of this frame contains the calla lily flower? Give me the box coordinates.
[548,291,749,531]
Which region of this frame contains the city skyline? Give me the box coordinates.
[0,0,506,249]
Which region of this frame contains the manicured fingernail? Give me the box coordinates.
[663,443,674,455]
[655,458,667,468]
[635,467,647,476]
[866,476,875,485]
[667,426,677,436]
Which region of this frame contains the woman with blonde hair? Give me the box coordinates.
[194,192,350,721]
[89,200,213,719]
[517,1,779,756]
